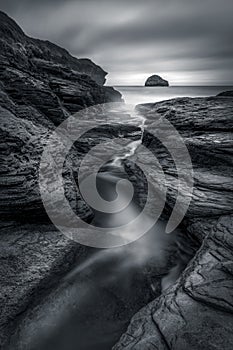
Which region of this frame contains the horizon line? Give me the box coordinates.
[107,84,233,87]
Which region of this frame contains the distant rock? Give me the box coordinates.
[217,90,233,97]
[145,74,169,87]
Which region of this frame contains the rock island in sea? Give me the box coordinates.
[145,74,169,86]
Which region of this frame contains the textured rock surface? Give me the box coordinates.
[0,11,122,124]
[0,221,90,346]
[217,90,233,97]
[136,97,233,219]
[114,215,233,350]
[145,74,169,87]
[1,10,233,350]
[0,11,108,86]
[114,97,233,349]
[0,9,123,222]
[0,11,124,347]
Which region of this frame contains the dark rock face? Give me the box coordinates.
[114,96,233,349]
[0,11,122,125]
[0,11,106,85]
[114,216,233,350]
[0,11,125,347]
[145,74,169,87]
[136,97,233,219]
[0,10,123,220]
[217,90,233,97]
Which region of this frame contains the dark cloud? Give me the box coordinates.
[1,0,233,85]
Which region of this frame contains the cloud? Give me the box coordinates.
[1,0,233,85]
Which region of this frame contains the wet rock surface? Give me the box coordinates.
[1,11,181,350]
[114,97,233,349]
[114,215,233,350]
[1,10,233,350]
[0,11,125,348]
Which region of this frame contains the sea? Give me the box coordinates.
[114,85,233,106]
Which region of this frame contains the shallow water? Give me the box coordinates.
[10,166,185,350]
[9,100,200,350]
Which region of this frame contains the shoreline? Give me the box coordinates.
[113,85,233,106]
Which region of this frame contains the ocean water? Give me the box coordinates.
[114,85,233,106]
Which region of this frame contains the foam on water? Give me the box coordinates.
[115,85,233,106]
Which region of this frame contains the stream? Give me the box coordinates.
[7,106,197,350]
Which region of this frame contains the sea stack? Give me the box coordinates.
[145,74,169,86]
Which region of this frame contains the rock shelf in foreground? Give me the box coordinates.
[114,96,233,350]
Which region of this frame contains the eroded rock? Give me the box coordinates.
[114,97,233,349]
[0,10,124,347]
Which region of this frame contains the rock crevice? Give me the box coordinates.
[114,96,233,350]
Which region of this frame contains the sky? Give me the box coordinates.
[1,0,233,85]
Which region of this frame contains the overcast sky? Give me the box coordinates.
[1,0,233,85]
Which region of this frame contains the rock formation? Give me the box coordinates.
[145,74,169,86]
[0,10,123,219]
[114,96,233,349]
[217,90,233,97]
[1,10,233,350]
[0,11,122,122]
[0,11,125,347]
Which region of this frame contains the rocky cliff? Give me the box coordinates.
[0,10,123,220]
[145,74,169,86]
[0,11,122,123]
[0,11,125,347]
[0,11,110,85]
